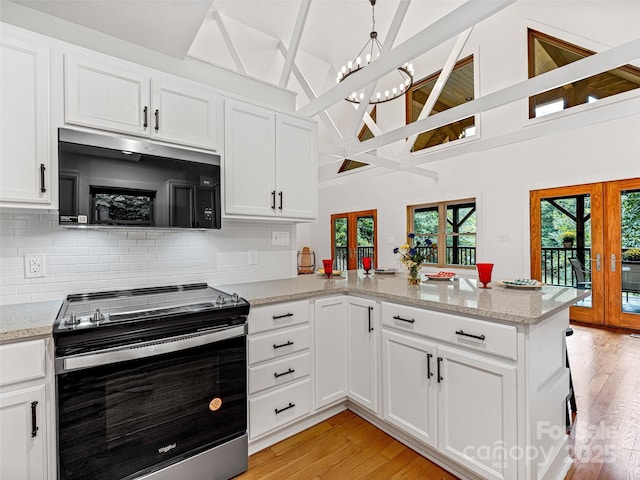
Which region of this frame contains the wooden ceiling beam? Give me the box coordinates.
[297,0,516,117]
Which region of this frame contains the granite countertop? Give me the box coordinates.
[0,300,62,343]
[0,271,590,341]
[218,270,590,325]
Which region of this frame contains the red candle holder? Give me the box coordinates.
[476,263,494,288]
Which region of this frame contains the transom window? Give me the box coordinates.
[528,29,640,118]
[405,56,475,152]
[408,199,477,267]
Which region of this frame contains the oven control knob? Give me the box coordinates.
[216,295,226,305]
[66,312,80,326]
[231,293,239,303]
[91,309,104,323]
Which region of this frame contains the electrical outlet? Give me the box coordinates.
[248,249,259,265]
[24,254,46,278]
[272,231,290,246]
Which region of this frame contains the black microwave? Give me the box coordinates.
[58,128,221,229]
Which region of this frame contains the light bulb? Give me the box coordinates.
[366,54,371,63]
[359,92,365,100]
[341,66,347,74]
[356,57,361,66]
[352,92,357,100]
[400,83,404,91]
[376,92,381,100]
[348,60,353,69]
[385,90,389,98]
[392,87,397,95]
[405,79,410,86]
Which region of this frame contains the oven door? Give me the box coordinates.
[56,328,247,480]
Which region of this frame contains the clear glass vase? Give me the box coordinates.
[408,266,421,286]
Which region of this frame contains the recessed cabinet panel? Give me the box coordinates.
[0,35,51,206]
[0,385,47,480]
[275,115,317,219]
[314,297,348,408]
[347,297,378,414]
[382,330,437,447]
[224,100,276,217]
[437,345,517,480]
[151,79,220,150]
[65,54,149,136]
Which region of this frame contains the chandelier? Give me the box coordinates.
[336,0,414,104]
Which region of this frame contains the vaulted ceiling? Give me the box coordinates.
[9,0,640,185]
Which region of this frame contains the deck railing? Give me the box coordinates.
[334,246,476,269]
[541,247,591,286]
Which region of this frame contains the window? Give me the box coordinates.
[405,56,475,152]
[528,29,640,118]
[408,199,476,267]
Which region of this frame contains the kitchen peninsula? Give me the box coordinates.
[218,271,588,480]
[1,273,588,480]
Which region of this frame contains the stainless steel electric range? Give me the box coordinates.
[52,283,250,480]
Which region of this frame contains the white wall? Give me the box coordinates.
[0,213,297,305]
[306,1,640,281]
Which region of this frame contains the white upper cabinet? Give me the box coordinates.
[275,114,317,219]
[224,100,277,218]
[64,54,220,150]
[64,54,149,136]
[224,99,317,221]
[0,33,52,207]
[150,78,220,149]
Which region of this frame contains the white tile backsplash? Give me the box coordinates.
[0,212,297,305]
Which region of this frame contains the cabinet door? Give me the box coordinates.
[151,78,220,150]
[382,330,437,447]
[437,345,517,480]
[0,36,51,206]
[314,297,348,409]
[0,384,47,480]
[224,100,276,217]
[347,297,378,413]
[65,54,150,136]
[275,114,317,219]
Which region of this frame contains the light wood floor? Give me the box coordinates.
[237,324,639,480]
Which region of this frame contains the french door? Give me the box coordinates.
[331,210,377,271]
[530,178,640,329]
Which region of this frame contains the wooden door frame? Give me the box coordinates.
[331,209,378,271]
[530,183,605,325]
[604,178,640,329]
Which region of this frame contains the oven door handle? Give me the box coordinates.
[56,325,246,373]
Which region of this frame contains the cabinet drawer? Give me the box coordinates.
[382,302,517,360]
[249,378,311,440]
[248,301,309,334]
[249,352,310,395]
[248,325,310,365]
[0,339,46,386]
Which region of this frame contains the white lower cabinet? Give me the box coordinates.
[382,328,517,480]
[382,330,437,447]
[0,339,50,480]
[314,297,348,409]
[346,297,378,414]
[247,301,312,441]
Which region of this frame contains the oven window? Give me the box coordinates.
[57,335,246,480]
